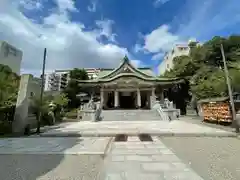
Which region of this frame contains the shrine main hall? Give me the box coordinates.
[77,56,183,110]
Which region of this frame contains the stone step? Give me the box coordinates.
[102,110,161,121]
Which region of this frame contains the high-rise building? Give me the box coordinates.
[44,68,100,92]
[158,44,190,75]
[0,41,23,75]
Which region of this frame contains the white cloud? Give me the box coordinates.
[154,0,171,7]
[143,25,179,53]
[87,1,97,12]
[133,44,142,53]
[0,0,129,76]
[95,19,116,42]
[130,60,141,68]
[54,0,77,12]
[18,0,43,10]
[133,25,180,63]
[152,52,164,61]
[135,0,240,65]
[173,0,240,40]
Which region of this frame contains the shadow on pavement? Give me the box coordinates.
[0,138,86,180]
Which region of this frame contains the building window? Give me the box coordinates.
[167,64,169,69]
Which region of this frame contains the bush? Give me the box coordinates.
[0,106,15,135]
[0,121,12,135]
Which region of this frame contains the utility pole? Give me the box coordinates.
[220,44,239,133]
[36,48,47,134]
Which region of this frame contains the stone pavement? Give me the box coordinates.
[41,120,236,137]
[0,137,111,154]
[98,136,204,180]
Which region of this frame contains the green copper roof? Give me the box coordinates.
[97,69,112,78]
[77,73,184,84]
[75,56,184,85]
[97,68,154,78]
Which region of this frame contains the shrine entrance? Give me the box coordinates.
[119,91,136,109]
[106,91,114,109]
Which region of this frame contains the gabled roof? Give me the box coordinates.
[77,73,183,84]
[97,56,154,79]
[74,56,184,85]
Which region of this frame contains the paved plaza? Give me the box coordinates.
[41,120,236,137]
[0,109,239,179]
[0,133,240,179]
[99,136,204,180]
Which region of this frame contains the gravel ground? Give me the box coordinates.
[0,154,104,180]
[160,137,240,180]
[180,115,235,133]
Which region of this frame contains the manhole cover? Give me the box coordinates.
[138,134,153,141]
[115,134,128,142]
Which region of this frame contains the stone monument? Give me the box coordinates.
[12,74,41,134]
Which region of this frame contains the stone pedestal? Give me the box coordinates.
[81,110,96,121]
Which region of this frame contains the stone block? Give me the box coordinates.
[141,162,173,172]
[159,149,174,155]
[111,155,125,162]
[151,155,180,162]
[106,161,142,172]
[125,155,153,162]
[123,173,164,180]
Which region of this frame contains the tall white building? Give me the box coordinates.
[0,41,23,75]
[44,68,100,91]
[158,44,190,75]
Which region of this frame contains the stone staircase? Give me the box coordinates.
[102,110,162,121]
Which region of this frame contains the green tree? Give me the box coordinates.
[162,35,240,100]
[163,56,198,78]
[64,68,89,109]
[0,64,20,107]
[53,93,69,108]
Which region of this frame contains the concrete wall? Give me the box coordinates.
[0,41,22,75]
[12,74,41,134]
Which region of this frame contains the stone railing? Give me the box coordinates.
[153,100,180,121]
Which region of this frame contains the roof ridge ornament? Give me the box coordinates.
[123,55,129,63]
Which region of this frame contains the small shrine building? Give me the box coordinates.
[77,56,184,109]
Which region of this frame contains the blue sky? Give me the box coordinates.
[0,0,240,75]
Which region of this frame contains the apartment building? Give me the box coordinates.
[158,44,190,75]
[44,68,100,91]
[43,73,61,91]
[0,41,23,75]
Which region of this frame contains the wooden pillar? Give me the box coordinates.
[114,90,119,108]
[100,88,104,106]
[137,88,141,108]
[151,87,156,108]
